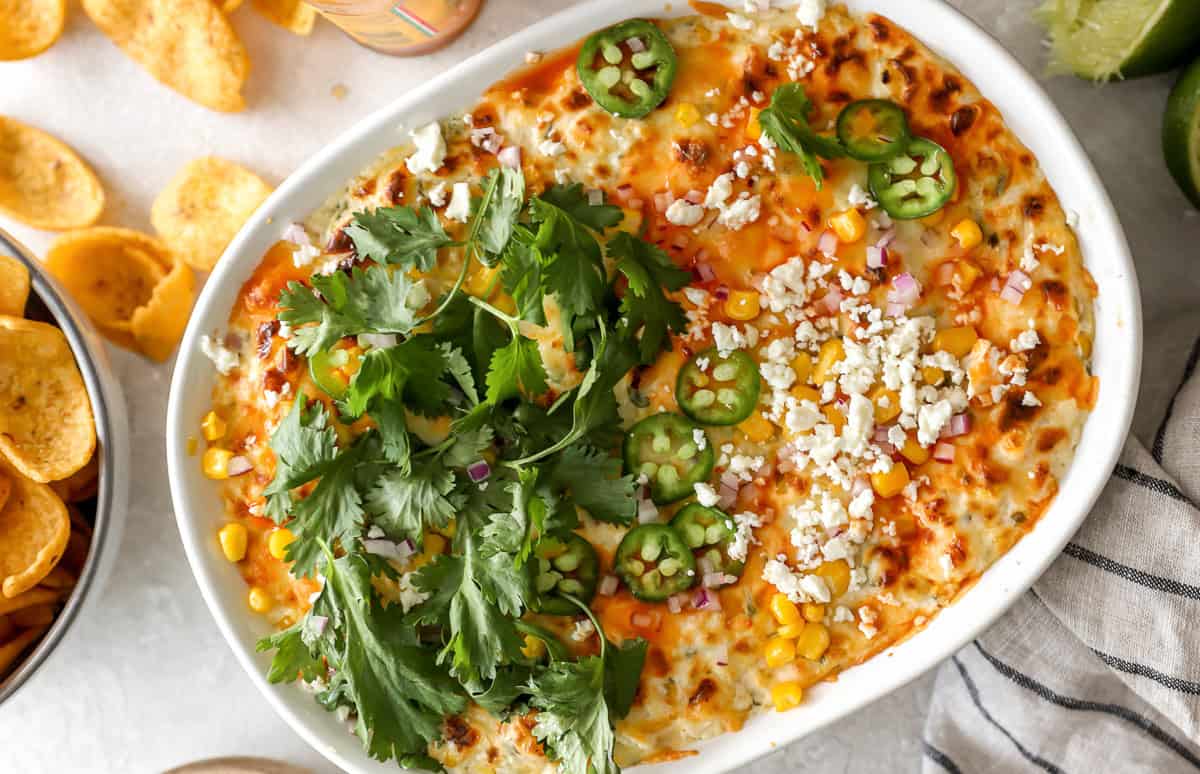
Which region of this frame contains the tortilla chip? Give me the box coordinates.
[129,260,196,361]
[252,0,316,35]
[0,615,11,642]
[61,525,90,574]
[0,586,58,616]
[10,603,54,628]
[0,254,30,317]
[80,0,249,112]
[0,0,66,61]
[0,624,48,673]
[38,565,75,590]
[151,157,271,271]
[219,0,244,11]
[44,227,173,335]
[0,317,96,484]
[0,471,9,514]
[0,116,105,230]
[0,464,69,598]
[49,452,99,503]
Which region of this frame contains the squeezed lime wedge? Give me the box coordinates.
[1036,0,1200,80]
[1163,55,1200,207]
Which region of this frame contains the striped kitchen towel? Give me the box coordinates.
[923,342,1200,773]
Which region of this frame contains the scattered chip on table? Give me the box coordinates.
[0,116,105,230]
[0,0,67,61]
[251,0,316,35]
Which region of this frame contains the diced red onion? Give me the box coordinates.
[598,575,619,596]
[615,183,634,202]
[693,261,716,283]
[227,456,253,477]
[626,36,646,53]
[866,245,886,269]
[851,476,870,496]
[467,460,491,483]
[933,442,956,462]
[497,145,521,168]
[630,610,660,629]
[888,272,921,305]
[654,191,673,211]
[942,413,970,438]
[714,285,730,300]
[667,594,684,614]
[873,426,892,443]
[819,287,843,315]
[309,615,328,635]
[886,302,908,318]
[692,587,711,610]
[1000,284,1025,304]
[1001,270,1031,304]
[587,188,604,206]
[697,554,715,575]
[637,497,659,523]
[364,538,405,559]
[396,539,415,561]
[817,230,838,257]
[282,222,311,246]
[702,571,727,588]
[739,482,760,505]
[685,189,704,204]
[714,644,730,666]
[629,198,644,209]
[875,229,896,249]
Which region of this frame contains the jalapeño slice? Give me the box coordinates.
[836,99,911,162]
[670,503,744,580]
[577,19,678,118]
[623,413,715,504]
[615,524,697,601]
[676,348,761,426]
[868,136,957,220]
[532,533,600,615]
[308,349,351,398]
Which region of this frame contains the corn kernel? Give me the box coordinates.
[829,209,866,243]
[771,681,804,712]
[763,636,797,668]
[724,290,761,321]
[951,218,983,250]
[675,102,701,127]
[746,107,763,140]
[777,622,805,638]
[953,260,982,291]
[871,462,910,498]
[217,523,248,562]
[268,527,296,560]
[464,265,501,298]
[425,533,448,554]
[933,326,979,358]
[869,386,901,424]
[247,586,272,613]
[795,622,831,660]
[813,338,845,384]
[433,519,457,539]
[521,634,546,660]
[201,411,227,442]
[769,593,801,626]
[791,385,822,404]
[899,435,931,465]
[791,352,813,385]
[739,412,775,443]
[814,559,851,596]
[801,603,826,623]
[202,448,233,480]
[922,366,945,386]
[822,405,846,431]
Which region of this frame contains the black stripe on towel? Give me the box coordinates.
[922,740,964,774]
[1152,335,1200,463]
[951,656,1065,773]
[973,642,1200,770]
[1112,464,1195,507]
[1093,650,1200,696]
[1062,543,1200,601]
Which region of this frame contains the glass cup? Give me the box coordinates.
[308,0,484,56]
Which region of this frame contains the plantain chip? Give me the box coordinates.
[80,0,250,112]
[0,117,105,230]
[0,317,96,484]
[130,259,196,361]
[0,463,69,598]
[0,0,67,61]
[0,254,30,317]
[10,603,55,628]
[151,157,271,271]
[49,452,99,503]
[38,565,76,590]
[220,0,245,11]
[0,586,58,616]
[0,470,9,513]
[252,0,316,35]
[44,227,173,338]
[0,624,49,674]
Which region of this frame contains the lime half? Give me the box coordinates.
[1036,0,1200,80]
[1164,56,1200,207]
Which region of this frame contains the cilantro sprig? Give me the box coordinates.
[758,83,845,188]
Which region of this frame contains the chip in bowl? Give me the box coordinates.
[80,0,250,112]
[151,157,272,271]
[0,461,70,598]
[0,117,105,230]
[0,0,66,61]
[0,253,29,318]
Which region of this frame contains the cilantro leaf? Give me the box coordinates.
[547,445,637,524]
[283,433,373,577]
[262,396,339,521]
[258,552,466,762]
[439,342,479,407]
[757,83,845,189]
[537,184,623,231]
[343,205,454,271]
[609,232,690,363]
[603,639,648,719]
[485,334,548,404]
[527,656,618,774]
[279,266,421,356]
[480,468,549,565]
[370,399,411,469]
[365,458,456,545]
[475,166,526,260]
[499,225,548,326]
[528,195,608,348]
[342,336,448,419]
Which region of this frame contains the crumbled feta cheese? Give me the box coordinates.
[445,182,471,222]
[200,335,239,375]
[917,399,954,446]
[847,183,876,210]
[717,194,761,231]
[538,138,566,157]
[726,12,753,29]
[426,182,448,207]
[833,605,854,623]
[405,122,446,175]
[728,511,763,562]
[704,173,734,209]
[665,199,704,226]
[263,389,281,409]
[711,322,755,356]
[398,572,430,612]
[291,242,321,268]
[571,619,596,642]
[857,605,878,638]
[692,428,708,451]
[795,0,825,29]
[1022,391,1042,407]
[939,553,954,578]
[1010,328,1040,352]
[694,482,720,508]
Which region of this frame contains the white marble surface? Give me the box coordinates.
[2,0,1197,771]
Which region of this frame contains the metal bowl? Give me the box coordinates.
[0,227,130,706]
